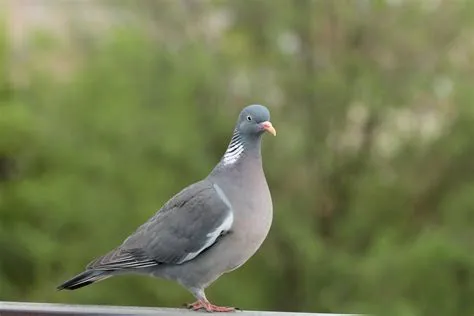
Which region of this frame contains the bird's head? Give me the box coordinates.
[236,104,276,138]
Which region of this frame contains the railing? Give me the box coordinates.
[0,301,360,316]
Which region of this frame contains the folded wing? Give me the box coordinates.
[87,180,234,270]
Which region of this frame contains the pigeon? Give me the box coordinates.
[57,104,276,312]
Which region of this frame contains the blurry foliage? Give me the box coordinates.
[2,1,474,315]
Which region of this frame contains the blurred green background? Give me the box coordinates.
[2,0,474,315]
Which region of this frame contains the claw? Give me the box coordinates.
[186,300,237,312]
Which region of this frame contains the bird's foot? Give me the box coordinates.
[186,300,237,312]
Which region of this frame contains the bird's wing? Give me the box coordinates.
[86,180,234,270]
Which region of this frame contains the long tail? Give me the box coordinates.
[57,270,110,291]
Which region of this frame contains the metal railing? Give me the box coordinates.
[0,301,360,316]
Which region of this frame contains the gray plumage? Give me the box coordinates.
[57,104,276,312]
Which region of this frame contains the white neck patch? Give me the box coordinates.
[222,131,245,166]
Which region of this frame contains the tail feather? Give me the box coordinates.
[57,270,110,291]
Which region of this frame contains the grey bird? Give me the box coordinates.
[57,104,276,312]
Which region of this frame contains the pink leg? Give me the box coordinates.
[186,300,237,312]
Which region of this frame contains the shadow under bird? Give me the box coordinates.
[57,104,277,312]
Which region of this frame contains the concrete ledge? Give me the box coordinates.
[0,301,359,316]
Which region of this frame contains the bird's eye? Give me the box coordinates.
[246,115,252,121]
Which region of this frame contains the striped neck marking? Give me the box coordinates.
[222,130,245,165]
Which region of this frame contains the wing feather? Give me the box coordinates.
[87,180,233,271]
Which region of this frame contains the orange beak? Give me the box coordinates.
[261,121,276,136]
